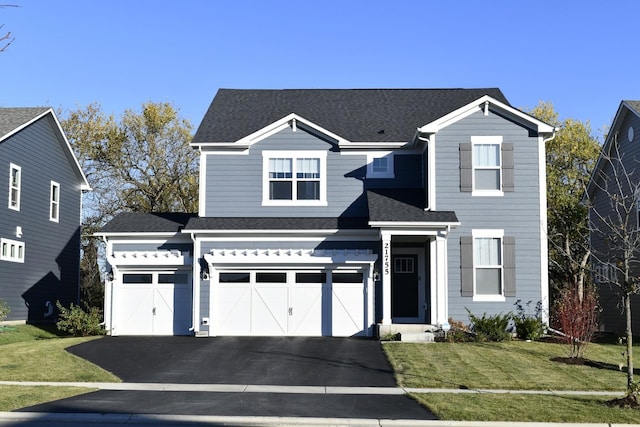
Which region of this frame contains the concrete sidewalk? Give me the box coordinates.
[0,380,627,397]
[0,412,634,427]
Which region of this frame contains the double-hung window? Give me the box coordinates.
[460,136,514,195]
[461,230,515,301]
[50,181,60,222]
[8,164,21,210]
[474,234,503,298]
[473,143,501,191]
[263,151,326,205]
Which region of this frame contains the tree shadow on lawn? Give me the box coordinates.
[551,356,640,376]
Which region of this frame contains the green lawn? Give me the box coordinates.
[0,325,119,411]
[384,340,640,422]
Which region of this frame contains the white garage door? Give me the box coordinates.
[214,271,366,337]
[114,272,192,336]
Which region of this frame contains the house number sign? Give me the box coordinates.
[383,241,390,276]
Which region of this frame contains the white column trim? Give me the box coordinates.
[381,233,392,325]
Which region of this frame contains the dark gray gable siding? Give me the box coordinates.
[435,109,544,320]
[0,115,84,321]
[589,107,640,334]
[0,107,49,139]
[194,89,510,144]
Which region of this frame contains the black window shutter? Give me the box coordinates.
[460,236,473,296]
[459,143,472,192]
[503,236,516,297]
[502,143,514,192]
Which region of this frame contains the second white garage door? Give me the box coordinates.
[214,271,366,336]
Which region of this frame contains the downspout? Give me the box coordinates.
[101,235,112,333]
[188,231,198,334]
[540,128,559,326]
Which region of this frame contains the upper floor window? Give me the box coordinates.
[473,143,501,191]
[262,151,327,206]
[366,152,395,179]
[50,181,60,222]
[460,137,514,195]
[8,164,21,211]
[1,238,25,263]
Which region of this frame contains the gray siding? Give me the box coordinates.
[0,115,83,321]
[434,110,544,322]
[590,109,640,334]
[204,127,421,217]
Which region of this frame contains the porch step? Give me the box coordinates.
[400,332,435,343]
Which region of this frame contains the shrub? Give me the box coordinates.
[513,300,545,341]
[554,285,599,358]
[0,299,10,322]
[56,301,104,337]
[443,317,473,342]
[466,309,512,342]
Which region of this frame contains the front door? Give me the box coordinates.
[391,251,425,323]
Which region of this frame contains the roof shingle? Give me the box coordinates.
[193,88,509,144]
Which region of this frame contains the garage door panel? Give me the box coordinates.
[252,285,288,335]
[217,285,251,335]
[154,284,192,336]
[117,285,154,336]
[332,284,365,337]
[290,284,323,336]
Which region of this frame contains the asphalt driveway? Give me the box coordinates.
[19,336,437,420]
[66,336,397,387]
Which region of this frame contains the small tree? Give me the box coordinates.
[587,137,640,398]
[554,285,599,358]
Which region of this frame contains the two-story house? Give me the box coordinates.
[585,100,640,335]
[0,108,90,323]
[97,89,555,337]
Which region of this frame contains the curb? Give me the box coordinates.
[0,412,628,426]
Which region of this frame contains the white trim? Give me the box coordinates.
[418,95,555,135]
[204,248,377,265]
[262,150,327,206]
[539,134,550,323]
[366,152,395,179]
[198,151,207,216]
[471,229,505,301]
[49,181,60,222]
[8,163,20,211]
[470,136,504,196]
[1,237,25,263]
[108,250,193,267]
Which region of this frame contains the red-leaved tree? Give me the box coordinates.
[555,285,599,359]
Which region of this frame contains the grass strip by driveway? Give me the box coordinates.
[0,385,96,412]
[0,325,119,411]
[411,393,640,424]
[384,340,639,391]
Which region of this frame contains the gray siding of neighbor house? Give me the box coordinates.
[433,109,544,322]
[203,126,421,217]
[0,116,83,322]
[590,110,640,335]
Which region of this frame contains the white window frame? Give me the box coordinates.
[366,152,395,179]
[1,237,25,263]
[595,262,618,285]
[472,229,505,302]
[471,136,503,197]
[262,150,327,206]
[8,163,21,211]
[50,181,60,222]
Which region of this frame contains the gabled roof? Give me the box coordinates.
[192,88,510,144]
[367,189,459,226]
[0,107,91,190]
[97,212,197,234]
[585,100,640,198]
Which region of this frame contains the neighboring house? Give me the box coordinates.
[97,89,555,337]
[0,108,90,323]
[585,100,640,335]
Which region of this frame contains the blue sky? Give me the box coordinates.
[1,1,638,141]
